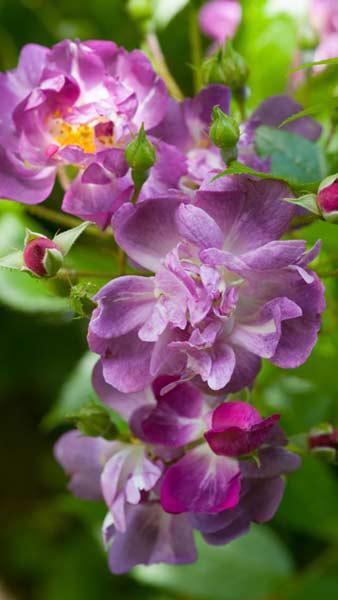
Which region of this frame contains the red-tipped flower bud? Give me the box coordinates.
[309,424,338,463]
[23,237,63,277]
[317,176,338,223]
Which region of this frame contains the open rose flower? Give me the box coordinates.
[0,40,171,227]
[88,175,325,394]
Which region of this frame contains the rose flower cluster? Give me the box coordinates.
[0,35,325,574]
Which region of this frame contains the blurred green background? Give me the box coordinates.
[1,1,338,599]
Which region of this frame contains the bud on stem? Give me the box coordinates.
[125,124,156,201]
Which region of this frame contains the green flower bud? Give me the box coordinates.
[67,405,118,440]
[202,41,249,91]
[125,124,156,172]
[127,0,153,21]
[210,106,240,149]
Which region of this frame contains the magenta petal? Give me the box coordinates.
[205,415,280,457]
[160,445,240,514]
[211,401,261,430]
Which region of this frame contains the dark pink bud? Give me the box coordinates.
[23,237,61,276]
[309,428,338,451]
[317,179,338,222]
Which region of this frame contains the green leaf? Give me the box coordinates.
[212,161,319,193]
[43,352,128,433]
[153,0,189,28]
[43,352,100,429]
[293,56,338,71]
[134,527,294,600]
[276,456,338,540]
[53,221,90,255]
[255,125,326,185]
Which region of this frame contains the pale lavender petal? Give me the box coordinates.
[106,503,197,573]
[54,431,112,500]
[101,444,162,532]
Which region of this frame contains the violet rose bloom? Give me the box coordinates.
[54,430,162,532]
[136,391,279,515]
[0,40,169,227]
[103,502,197,574]
[199,1,242,46]
[191,445,301,545]
[88,175,325,394]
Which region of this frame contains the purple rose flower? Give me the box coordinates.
[0,40,168,227]
[88,176,325,394]
[199,1,242,46]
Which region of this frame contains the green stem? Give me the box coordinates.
[146,32,184,101]
[61,269,117,279]
[118,247,127,276]
[189,5,203,93]
[25,205,112,241]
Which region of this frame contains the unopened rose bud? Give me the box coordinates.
[127,0,153,20]
[309,423,338,463]
[67,405,118,440]
[202,40,249,91]
[317,176,338,223]
[125,124,156,172]
[23,237,63,277]
[210,106,240,149]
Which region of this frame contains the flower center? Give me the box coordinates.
[49,112,114,154]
